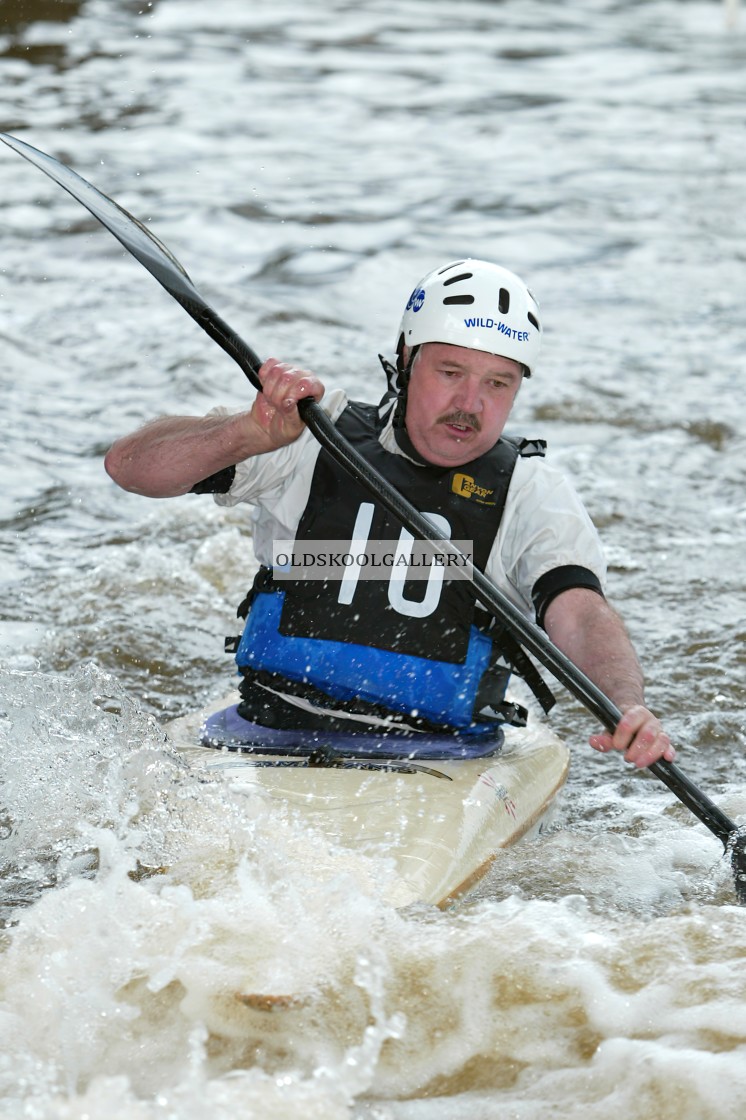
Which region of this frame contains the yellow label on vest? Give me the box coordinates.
[451,473,496,505]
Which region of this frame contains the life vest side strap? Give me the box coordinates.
[488,624,556,715]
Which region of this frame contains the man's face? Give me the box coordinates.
[403,342,523,467]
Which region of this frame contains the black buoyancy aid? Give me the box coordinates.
[232,401,553,734]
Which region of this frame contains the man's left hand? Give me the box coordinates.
[589,705,676,769]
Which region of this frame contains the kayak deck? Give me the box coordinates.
[165,696,570,908]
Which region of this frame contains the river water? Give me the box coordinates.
[1,0,745,1116]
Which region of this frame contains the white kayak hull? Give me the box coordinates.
[165,696,570,909]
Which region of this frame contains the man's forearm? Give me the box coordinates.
[544,588,646,712]
[104,411,267,497]
[104,359,325,499]
[544,586,674,767]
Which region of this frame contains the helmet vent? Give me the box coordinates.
[527,311,540,330]
[499,288,510,314]
[443,294,474,305]
[442,271,472,286]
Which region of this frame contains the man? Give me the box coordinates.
[105,259,674,768]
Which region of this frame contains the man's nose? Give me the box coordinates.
[452,377,483,413]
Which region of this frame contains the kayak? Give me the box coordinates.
[165,694,570,910]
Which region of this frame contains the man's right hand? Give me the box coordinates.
[249,358,325,451]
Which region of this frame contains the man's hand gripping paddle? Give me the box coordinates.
[4,132,744,901]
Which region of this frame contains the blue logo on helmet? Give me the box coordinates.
[406,288,426,313]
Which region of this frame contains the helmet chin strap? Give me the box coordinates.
[393,337,419,430]
[378,340,419,431]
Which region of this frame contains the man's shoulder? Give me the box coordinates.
[506,446,590,518]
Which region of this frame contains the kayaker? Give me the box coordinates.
[105,258,674,768]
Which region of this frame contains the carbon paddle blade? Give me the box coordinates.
[648,758,746,905]
[728,831,746,904]
[0,132,263,388]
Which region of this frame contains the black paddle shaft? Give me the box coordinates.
[301,400,744,854]
[4,131,744,898]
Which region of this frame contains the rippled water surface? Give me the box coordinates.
[1,1,745,1117]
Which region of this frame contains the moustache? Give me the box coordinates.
[438,411,481,432]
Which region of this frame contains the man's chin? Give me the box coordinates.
[420,441,478,468]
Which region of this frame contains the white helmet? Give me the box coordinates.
[396,259,542,376]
